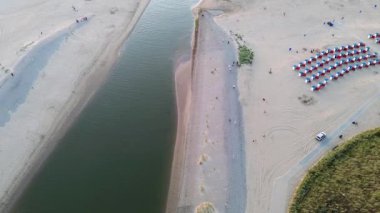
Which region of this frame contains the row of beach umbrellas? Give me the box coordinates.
[291,41,379,92]
[310,59,379,91]
[368,33,380,44]
[297,53,377,77]
[293,43,368,71]
[309,59,380,91]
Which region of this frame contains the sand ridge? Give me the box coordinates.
[169,8,246,212]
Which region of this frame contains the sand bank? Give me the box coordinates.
[198,0,380,212]
[168,8,246,212]
[0,0,150,210]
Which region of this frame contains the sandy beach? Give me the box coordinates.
[0,0,150,210]
[170,0,380,212]
[168,7,246,212]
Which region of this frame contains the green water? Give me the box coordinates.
[12,0,196,212]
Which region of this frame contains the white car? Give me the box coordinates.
[315,132,327,141]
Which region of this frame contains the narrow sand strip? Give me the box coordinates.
[168,10,246,213]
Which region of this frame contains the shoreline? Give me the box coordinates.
[167,6,246,212]
[166,59,192,213]
[0,0,151,211]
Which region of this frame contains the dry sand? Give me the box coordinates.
[168,9,246,213]
[0,0,150,210]
[182,0,380,212]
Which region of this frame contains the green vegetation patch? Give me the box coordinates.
[238,45,254,65]
[290,128,380,212]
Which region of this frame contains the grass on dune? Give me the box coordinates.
[238,45,254,65]
[290,128,380,212]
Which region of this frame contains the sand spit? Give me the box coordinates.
[0,0,150,211]
[168,9,246,213]
[197,0,380,212]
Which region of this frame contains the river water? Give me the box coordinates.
[12,0,196,212]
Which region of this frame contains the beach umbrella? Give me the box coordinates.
[317,71,324,77]
[303,69,309,74]
[323,68,328,74]
[375,33,380,37]
[329,74,336,80]
[375,59,380,64]
[359,42,366,47]
[328,48,334,54]
[376,39,380,44]
[311,85,318,91]
[339,70,345,76]
[370,53,377,58]
[344,68,349,73]
[343,45,348,51]
[334,72,340,78]
[353,43,360,48]
[323,78,329,84]
[302,60,307,66]
[307,58,313,64]
[369,60,376,66]
[368,34,375,39]
[310,74,318,80]
[348,45,354,50]
[305,77,311,83]
[367,61,372,66]
[362,62,369,68]
[292,65,298,70]
[316,53,323,59]
[299,71,306,77]
[348,65,355,71]
[334,47,340,52]
[317,82,325,89]
[355,63,361,69]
